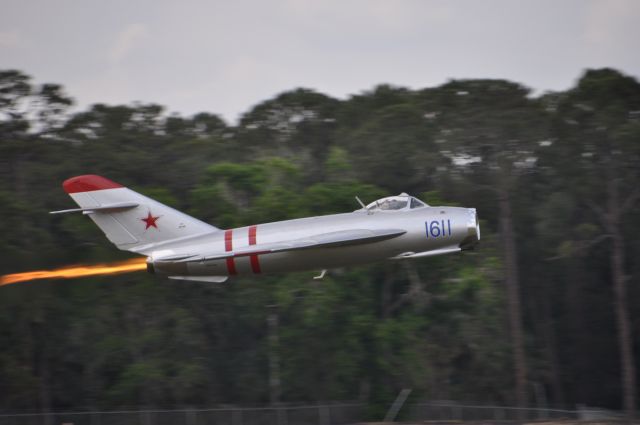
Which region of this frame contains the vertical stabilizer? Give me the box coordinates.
[60,175,218,253]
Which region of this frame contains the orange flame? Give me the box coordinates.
[0,258,147,286]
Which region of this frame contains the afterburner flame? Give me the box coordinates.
[0,258,147,286]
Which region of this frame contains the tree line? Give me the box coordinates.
[0,68,639,418]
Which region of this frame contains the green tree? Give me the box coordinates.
[420,79,549,411]
[544,69,640,418]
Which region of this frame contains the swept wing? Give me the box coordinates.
[157,228,406,263]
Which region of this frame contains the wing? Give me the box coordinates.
[159,228,406,263]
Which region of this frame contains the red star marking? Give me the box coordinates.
[141,211,160,230]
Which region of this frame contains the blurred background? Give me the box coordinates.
[1,0,640,423]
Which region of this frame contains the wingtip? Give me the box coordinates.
[63,175,124,194]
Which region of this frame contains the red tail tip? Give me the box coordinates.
[63,175,124,194]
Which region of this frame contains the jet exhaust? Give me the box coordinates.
[0,258,147,287]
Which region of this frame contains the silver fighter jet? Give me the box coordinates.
[52,175,480,282]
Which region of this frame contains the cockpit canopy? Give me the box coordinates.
[364,193,428,211]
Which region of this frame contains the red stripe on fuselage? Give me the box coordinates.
[248,225,261,274]
[226,258,237,275]
[250,255,261,274]
[224,229,237,275]
[225,230,233,251]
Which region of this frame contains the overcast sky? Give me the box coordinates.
[2,0,639,123]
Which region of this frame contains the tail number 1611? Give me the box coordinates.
[425,219,452,238]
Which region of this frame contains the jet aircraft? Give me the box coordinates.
[52,175,480,282]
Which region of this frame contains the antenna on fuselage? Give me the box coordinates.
[355,196,366,209]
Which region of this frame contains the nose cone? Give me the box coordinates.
[459,208,480,250]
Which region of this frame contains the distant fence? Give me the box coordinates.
[0,400,624,425]
[406,401,577,421]
[0,404,362,425]
[405,401,625,422]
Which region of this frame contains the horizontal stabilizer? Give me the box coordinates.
[168,275,229,283]
[178,228,406,263]
[390,247,461,260]
[50,202,139,214]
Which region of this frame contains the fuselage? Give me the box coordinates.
[54,176,480,282]
[149,206,479,277]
